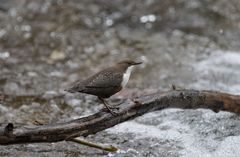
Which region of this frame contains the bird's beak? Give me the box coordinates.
[133,61,142,65]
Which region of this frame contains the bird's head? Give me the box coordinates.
[116,59,142,66]
[115,59,142,72]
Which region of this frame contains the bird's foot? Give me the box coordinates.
[108,105,120,110]
[102,108,119,116]
[98,97,120,116]
[109,110,119,116]
[131,98,141,105]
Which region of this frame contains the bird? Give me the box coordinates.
[65,59,142,116]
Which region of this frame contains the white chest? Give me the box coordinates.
[121,66,133,88]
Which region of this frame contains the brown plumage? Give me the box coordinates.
[65,59,142,116]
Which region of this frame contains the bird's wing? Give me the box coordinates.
[85,68,123,88]
[65,68,123,93]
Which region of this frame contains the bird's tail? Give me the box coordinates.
[64,84,84,93]
[64,88,75,93]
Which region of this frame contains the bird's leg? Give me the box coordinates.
[108,99,124,109]
[99,98,120,109]
[98,97,118,116]
[106,100,122,109]
[107,104,120,109]
[115,99,125,106]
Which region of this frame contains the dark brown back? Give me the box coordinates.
[67,66,124,98]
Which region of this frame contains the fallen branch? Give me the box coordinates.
[71,137,118,152]
[0,89,240,145]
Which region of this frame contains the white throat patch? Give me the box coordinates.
[121,66,133,88]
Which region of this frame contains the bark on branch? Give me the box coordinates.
[0,89,240,145]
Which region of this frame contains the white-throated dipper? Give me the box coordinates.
[65,59,142,116]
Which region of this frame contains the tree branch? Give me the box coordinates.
[0,89,240,145]
[70,137,118,152]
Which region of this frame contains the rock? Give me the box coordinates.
[49,50,66,62]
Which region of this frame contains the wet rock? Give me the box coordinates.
[42,90,58,99]
[3,82,19,94]
[49,50,66,62]
[0,51,10,59]
[66,98,82,107]
[0,104,8,113]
